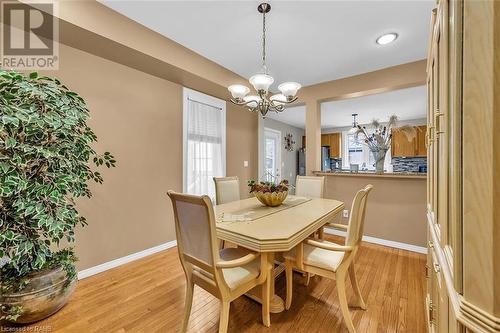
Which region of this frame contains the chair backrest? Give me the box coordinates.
[167,191,220,273]
[213,176,240,205]
[295,176,325,198]
[345,185,373,247]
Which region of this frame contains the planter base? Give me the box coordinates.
[1,267,77,324]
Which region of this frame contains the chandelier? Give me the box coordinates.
[228,3,301,118]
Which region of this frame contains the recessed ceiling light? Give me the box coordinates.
[376,33,398,45]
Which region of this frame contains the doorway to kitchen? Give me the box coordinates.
[263,127,281,182]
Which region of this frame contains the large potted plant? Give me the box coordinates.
[0,70,115,323]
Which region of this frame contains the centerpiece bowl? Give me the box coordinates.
[248,179,289,207]
[254,190,289,207]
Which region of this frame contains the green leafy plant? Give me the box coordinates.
[0,70,116,318]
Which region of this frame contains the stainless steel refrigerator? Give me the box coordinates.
[297,146,331,175]
[321,146,331,171]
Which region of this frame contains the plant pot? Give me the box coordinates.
[0,266,77,324]
[254,190,288,207]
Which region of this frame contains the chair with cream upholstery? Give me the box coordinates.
[213,176,240,249]
[283,184,373,333]
[296,175,326,240]
[167,191,271,333]
[213,176,240,205]
[295,175,324,199]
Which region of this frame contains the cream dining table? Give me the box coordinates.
[214,195,344,316]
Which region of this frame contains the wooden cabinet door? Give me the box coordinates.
[391,128,417,157]
[321,134,330,146]
[416,125,428,156]
[329,133,341,158]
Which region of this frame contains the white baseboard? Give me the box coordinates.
[324,228,427,254]
[77,240,177,280]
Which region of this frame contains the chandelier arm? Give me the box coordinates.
[268,103,285,113]
[230,99,262,107]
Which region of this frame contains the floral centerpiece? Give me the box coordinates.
[248,179,289,207]
[351,115,414,173]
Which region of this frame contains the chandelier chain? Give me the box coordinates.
[262,8,266,72]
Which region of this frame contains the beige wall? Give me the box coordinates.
[42,44,257,271]
[226,105,259,197]
[322,175,427,247]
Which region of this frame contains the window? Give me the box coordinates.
[342,132,392,171]
[183,88,226,202]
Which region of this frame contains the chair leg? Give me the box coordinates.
[262,264,271,327]
[336,271,356,333]
[348,264,367,310]
[180,278,194,333]
[219,239,225,249]
[219,300,231,333]
[305,272,311,286]
[285,259,293,310]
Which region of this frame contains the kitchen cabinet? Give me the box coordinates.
[391,125,427,157]
[321,134,330,146]
[328,133,341,158]
[416,126,427,156]
[303,134,342,159]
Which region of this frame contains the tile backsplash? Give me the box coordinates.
[392,157,427,173]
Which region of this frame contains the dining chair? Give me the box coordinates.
[295,175,325,199]
[283,184,373,333]
[213,176,240,205]
[167,191,271,333]
[213,176,240,249]
[296,175,327,239]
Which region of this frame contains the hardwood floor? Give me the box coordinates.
[3,236,427,332]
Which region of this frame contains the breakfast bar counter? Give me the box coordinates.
[313,170,427,180]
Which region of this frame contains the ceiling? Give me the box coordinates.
[101,1,435,88]
[266,85,427,129]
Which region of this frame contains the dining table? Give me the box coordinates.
[214,195,345,315]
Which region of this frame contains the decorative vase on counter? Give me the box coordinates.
[371,148,388,173]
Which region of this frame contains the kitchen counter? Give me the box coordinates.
[313,170,427,179]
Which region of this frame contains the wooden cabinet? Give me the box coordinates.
[327,133,341,158]
[425,1,500,332]
[321,134,330,146]
[303,133,342,158]
[391,125,427,157]
[416,126,427,156]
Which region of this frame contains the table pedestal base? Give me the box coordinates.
[245,257,286,313]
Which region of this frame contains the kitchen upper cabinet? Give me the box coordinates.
[321,135,330,146]
[391,125,427,157]
[301,133,341,157]
[328,133,341,158]
[416,126,428,156]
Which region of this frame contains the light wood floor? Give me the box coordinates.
[4,236,427,332]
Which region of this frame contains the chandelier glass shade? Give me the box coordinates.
[228,3,301,118]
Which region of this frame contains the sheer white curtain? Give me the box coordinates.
[183,89,226,202]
